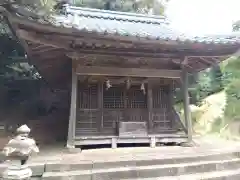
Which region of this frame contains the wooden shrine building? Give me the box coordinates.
[0,5,239,149]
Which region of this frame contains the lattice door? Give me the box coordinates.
[151,84,175,133]
[102,84,148,135]
[102,85,124,135]
[124,85,148,122]
[76,83,100,136]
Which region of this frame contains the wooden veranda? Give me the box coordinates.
[0,5,239,149]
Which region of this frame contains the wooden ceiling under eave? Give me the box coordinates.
[26,41,72,91]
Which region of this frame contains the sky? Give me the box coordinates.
[165,0,240,36]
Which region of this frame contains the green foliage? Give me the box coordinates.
[0,17,40,81]
[209,65,223,93]
[222,57,240,122]
[180,56,240,137]
[186,66,224,105]
[193,70,211,103]
[175,65,224,108]
[74,0,167,15]
[0,0,168,15]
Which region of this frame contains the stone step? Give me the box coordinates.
[139,168,240,180]
[41,158,240,180]
[1,150,239,179]
[44,151,240,172]
[179,168,240,180]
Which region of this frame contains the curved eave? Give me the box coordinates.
[1,7,240,77]
[1,13,236,53]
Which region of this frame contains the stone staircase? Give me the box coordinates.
[24,150,240,180]
[1,145,240,180]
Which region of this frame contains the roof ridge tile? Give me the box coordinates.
[63,5,168,25]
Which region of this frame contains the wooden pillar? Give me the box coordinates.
[182,69,193,142]
[67,68,78,148]
[148,83,153,130]
[98,82,103,133]
[148,83,155,147]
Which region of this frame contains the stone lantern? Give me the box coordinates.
[1,125,39,180]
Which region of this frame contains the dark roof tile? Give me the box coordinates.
[5,4,239,45]
[51,5,240,45]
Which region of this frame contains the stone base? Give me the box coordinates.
[66,143,81,154]
[66,142,74,149]
[180,141,197,147]
[2,165,32,180]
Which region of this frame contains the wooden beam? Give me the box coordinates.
[76,66,181,78]
[198,57,218,66]
[106,77,148,85]
[32,44,57,52]
[67,53,181,69]
[67,50,178,59]
[17,29,64,49]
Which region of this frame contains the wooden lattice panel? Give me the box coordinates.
[102,85,124,135]
[153,85,170,109]
[76,83,100,136]
[76,109,100,136]
[75,80,179,137]
[151,109,172,132]
[103,86,124,109]
[126,85,147,109]
[102,109,124,135]
[150,83,175,133]
[124,109,148,122]
[124,85,148,127]
[78,83,98,109]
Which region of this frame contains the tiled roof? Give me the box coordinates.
[1,4,239,45]
[52,5,240,45]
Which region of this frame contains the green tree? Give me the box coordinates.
[72,0,168,15]
[0,17,39,80]
[184,64,223,107]
[0,0,168,15]
[209,65,223,93]
[221,56,240,119]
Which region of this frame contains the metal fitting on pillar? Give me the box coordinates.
[1,124,39,180]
